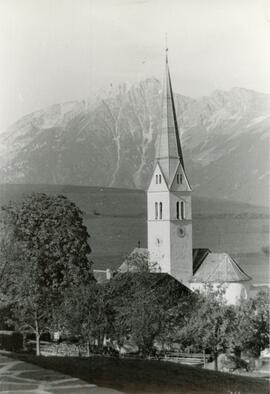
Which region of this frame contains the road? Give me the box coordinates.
[0,352,124,394]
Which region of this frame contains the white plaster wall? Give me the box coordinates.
[170,221,193,286]
[147,191,171,273]
[190,282,250,305]
[169,193,192,220]
[147,220,171,273]
[147,191,170,221]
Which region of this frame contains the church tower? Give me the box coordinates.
[147,50,193,286]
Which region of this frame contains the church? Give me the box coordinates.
[95,50,252,305]
[146,50,251,304]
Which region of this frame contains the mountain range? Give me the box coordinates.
[0,80,269,205]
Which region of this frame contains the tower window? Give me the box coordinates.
[176,201,179,219]
[180,174,183,184]
[176,174,179,184]
[156,175,158,184]
[180,201,185,219]
[155,202,158,219]
[159,174,162,183]
[159,202,163,219]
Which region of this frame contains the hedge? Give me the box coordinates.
[0,330,23,352]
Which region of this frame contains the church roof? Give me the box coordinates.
[109,272,191,308]
[156,51,189,185]
[157,52,184,165]
[191,252,252,283]
[192,248,211,274]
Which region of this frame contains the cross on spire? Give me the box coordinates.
[165,33,168,64]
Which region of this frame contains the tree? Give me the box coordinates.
[0,193,94,355]
[113,288,165,356]
[123,249,160,273]
[234,290,270,357]
[157,291,198,352]
[178,285,237,370]
[57,283,115,354]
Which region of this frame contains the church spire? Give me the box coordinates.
[157,46,186,183]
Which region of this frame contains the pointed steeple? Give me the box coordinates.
[157,48,186,184]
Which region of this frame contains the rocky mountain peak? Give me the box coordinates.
[0,79,269,206]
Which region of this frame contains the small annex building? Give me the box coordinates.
[191,250,251,304]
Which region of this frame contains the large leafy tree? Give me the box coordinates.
[178,285,237,370]
[0,193,94,355]
[107,273,191,356]
[114,288,165,356]
[234,290,270,357]
[58,283,115,353]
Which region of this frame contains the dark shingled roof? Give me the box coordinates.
[108,272,191,309]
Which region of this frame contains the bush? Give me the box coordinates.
[0,330,23,351]
[219,353,249,372]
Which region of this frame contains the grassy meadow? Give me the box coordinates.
[10,353,269,394]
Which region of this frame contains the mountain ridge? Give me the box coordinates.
[0,81,269,205]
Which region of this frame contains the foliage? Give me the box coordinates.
[123,249,160,273]
[234,290,270,357]
[0,331,23,352]
[0,193,93,355]
[105,273,191,355]
[157,291,198,351]
[114,288,165,355]
[177,285,237,370]
[57,283,115,352]
[218,353,249,372]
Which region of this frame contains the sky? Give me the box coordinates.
[0,0,269,131]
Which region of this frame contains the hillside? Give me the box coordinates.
[0,83,269,206]
[0,184,268,284]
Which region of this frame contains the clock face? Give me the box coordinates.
[177,226,185,238]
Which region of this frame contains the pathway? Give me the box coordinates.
[0,353,123,394]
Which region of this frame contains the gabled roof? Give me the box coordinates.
[191,252,252,283]
[110,272,191,308]
[147,161,169,192]
[169,161,192,192]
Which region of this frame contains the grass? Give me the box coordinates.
[10,353,269,394]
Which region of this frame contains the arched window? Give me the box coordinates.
[176,201,180,219]
[180,201,185,219]
[155,202,158,219]
[180,174,183,184]
[156,175,158,184]
[176,174,179,184]
[159,174,162,183]
[159,202,163,219]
